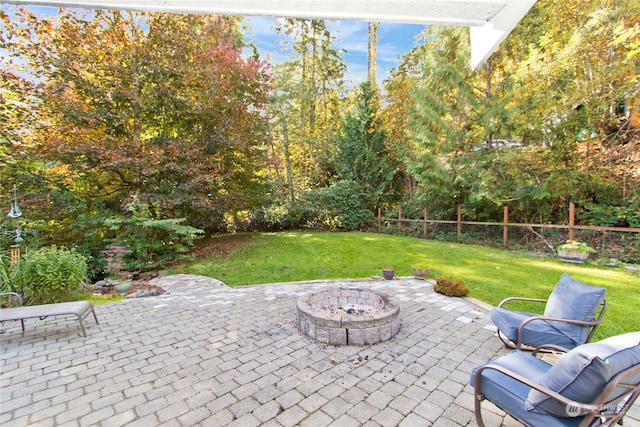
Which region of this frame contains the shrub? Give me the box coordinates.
[13,246,88,305]
[104,196,204,271]
[583,201,640,228]
[76,242,108,283]
[434,277,469,297]
[557,240,597,254]
[248,200,314,231]
[307,181,374,231]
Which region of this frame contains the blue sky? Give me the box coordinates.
[245,17,427,86]
[5,5,426,87]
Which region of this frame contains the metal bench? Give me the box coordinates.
[0,292,99,337]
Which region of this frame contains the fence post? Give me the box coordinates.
[569,203,575,241]
[423,209,428,239]
[398,207,402,234]
[378,207,381,232]
[457,205,462,241]
[503,206,509,246]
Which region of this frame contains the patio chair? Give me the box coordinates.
[491,273,607,350]
[471,332,640,427]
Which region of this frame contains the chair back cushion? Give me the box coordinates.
[543,273,605,345]
[526,332,640,416]
[544,273,605,322]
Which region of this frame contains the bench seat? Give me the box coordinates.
[0,300,99,337]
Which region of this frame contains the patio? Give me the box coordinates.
[1,274,638,426]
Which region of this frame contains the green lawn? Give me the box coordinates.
[176,231,640,340]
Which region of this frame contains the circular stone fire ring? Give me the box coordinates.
[297,288,401,346]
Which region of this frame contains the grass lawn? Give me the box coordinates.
[175,231,640,340]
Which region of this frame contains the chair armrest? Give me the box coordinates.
[520,315,604,329]
[498,297,548,309]
[0,292,23,307]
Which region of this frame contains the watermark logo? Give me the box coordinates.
[566,401,620,417]
[565,402,582,416]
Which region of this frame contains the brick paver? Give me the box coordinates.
[1,274,638,426]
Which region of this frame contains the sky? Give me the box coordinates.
[244,17,427,86]
[5,5,427,88]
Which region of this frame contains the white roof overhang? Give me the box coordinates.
[2,0,537,69]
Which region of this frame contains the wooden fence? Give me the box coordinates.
[377,203,640,246]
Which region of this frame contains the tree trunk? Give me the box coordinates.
[485,60,493,150]
[280,116,296,201]
[368,23,378,86]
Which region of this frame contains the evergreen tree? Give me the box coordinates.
[334,82,397,211]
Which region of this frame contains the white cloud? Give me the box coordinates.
[327,20,369,54]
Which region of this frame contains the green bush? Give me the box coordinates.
[583,201,640,228]
[76,242,108,283]
[308,180,374,231]
[248,200,314,231]
[13,246,88,305]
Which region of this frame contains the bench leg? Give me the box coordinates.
[90,305,99,325]
[76,305,99,337]
[76,315,87,337]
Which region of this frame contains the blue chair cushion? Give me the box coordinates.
[526,332,640,417]
[491,307,585,349]
[471,351,584,427]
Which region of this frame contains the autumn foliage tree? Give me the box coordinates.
[2,8,271,245]
[268,19,346,197]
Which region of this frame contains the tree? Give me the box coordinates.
[334,81,397,212]
[410,27,478,154]
[398,27,489,218]
[268,19,346,197]
[385,4,639,226]
[501,0,640,215]
[509,0,640,143]
[383,42,427,203]
[306,82,396,230]
[2,9,272,238]
[368,22,378,86]
[0,11,44,247]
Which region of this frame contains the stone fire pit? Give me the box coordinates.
[297,288,401,346]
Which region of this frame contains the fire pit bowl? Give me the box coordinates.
[297,288,401,346]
